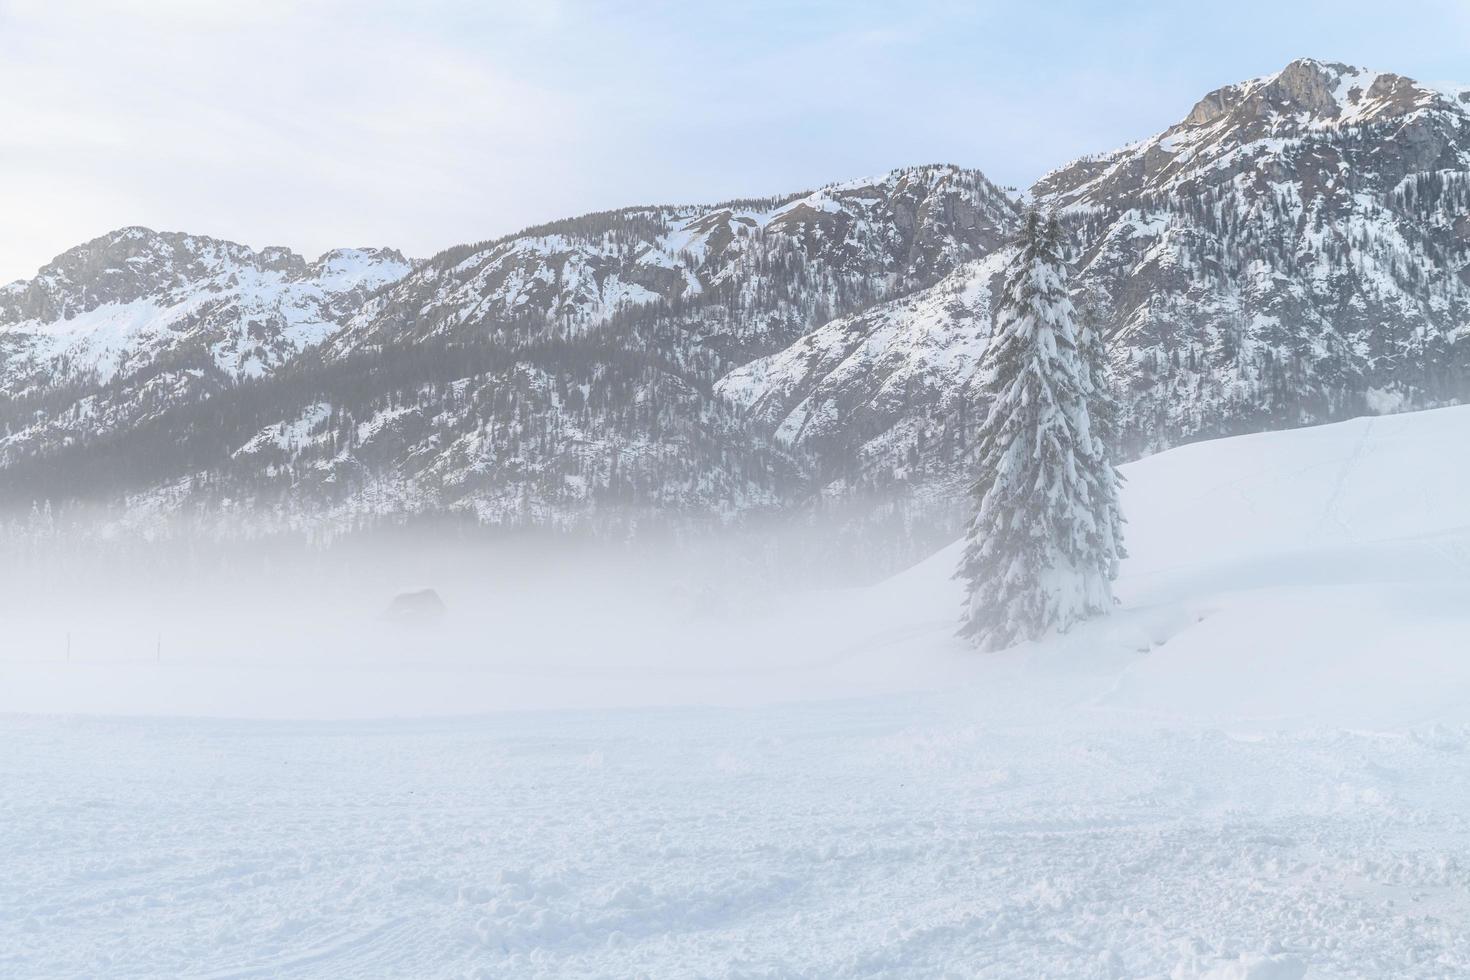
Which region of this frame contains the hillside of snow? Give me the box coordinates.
[5,406,1470,976]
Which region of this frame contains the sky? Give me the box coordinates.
[3,0,1469,284]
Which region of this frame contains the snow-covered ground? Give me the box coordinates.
[6,406,1470,977]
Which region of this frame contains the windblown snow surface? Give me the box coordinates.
[7,406,1470,977]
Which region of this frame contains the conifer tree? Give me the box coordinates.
[956,211,1121,649]
[1076,286,1127,582]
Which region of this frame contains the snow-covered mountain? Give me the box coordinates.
[0,228,410,474]
[1,228,410,391]
[329,165,1015,363]
[7,59,1470,564]
[714,250,1009,540]
[1035,58,1470,453]
[709,57,1470,547]
[732,58,1470,465]
[208,165,1015,539]
[1,166,1019,551]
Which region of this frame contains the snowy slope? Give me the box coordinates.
[717,251,1007,477]
[6,407,1470,977]
[888,403,1470,729]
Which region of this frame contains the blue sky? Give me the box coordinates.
[2,0,1468,282]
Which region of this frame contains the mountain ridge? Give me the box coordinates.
[5,58,1470,575]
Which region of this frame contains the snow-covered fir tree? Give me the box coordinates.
[1076,289,1127,583]
[956,212,1121,649]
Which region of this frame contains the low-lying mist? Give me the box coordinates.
[0,511,965,719]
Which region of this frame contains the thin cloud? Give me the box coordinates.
[2,0,1468,283]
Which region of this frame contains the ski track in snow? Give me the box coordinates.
[4,709,1469,979]
[1311,416,1374,546]
[9,406,1470,977]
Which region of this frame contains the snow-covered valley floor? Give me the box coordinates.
[7,406,1470,978]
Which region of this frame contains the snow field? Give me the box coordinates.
[4,702,1468,977]
[6,404,1470,976]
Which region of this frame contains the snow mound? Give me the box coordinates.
[881,405,1470,729]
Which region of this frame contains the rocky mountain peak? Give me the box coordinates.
[308,247,414,294]
[1034,58,1470,210]
[1182,58,1447,134]
[1256,58,1358,119]
[0,228,292,325]
[1183,58,1339,127]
